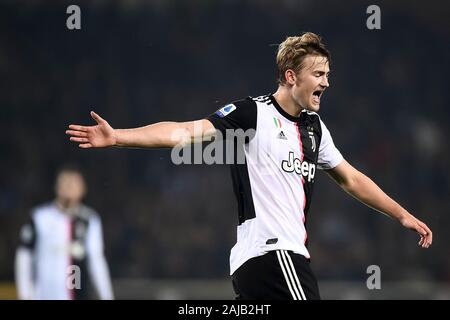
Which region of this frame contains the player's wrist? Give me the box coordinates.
[397,209,412,224]
[112,129,120,147]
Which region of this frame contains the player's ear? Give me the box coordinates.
[285,69,297,85]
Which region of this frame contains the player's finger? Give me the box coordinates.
[68,124,89,132]
[422,235,431,248]
[417,220,431,232]
[419,236,426,247]
[66,130,88,137]
[415,224,428,237]
[70,137,89,143]
[426,234,432,248]
[420,223,432,244]
[79,143,92,148]
[416,221,432,246]
[90,111,105,124]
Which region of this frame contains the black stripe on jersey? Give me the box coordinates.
[231,160,257,225]
[19,217,37,250]
[297,112,322,246]
[228,125,256,225]
[206,98,258,225]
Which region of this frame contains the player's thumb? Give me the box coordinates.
[91,111,105,124]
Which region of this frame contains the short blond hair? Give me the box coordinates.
[276,32,330,85]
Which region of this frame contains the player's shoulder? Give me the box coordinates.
[301,109,322,126]
[301,110,326,138]
[230,94,274,106]
[248,94,272,106]
[80,203,99,219]
[228,95,259,108]
[216,94,271,112]
[227,94,272,114]
[31,201,56,218]
[79,204,100,221]
[302,109,321,119]
[213,96,258,120]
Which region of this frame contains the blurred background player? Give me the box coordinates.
[14,165,114,300]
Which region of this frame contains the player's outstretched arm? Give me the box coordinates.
[66,111,216,149]
[326,160,433,248]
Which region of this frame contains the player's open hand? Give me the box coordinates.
[66,111,116,148]
[399,213,433,248]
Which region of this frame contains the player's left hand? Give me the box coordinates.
[399,214,433,248]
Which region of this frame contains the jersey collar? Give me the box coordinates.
[269,94,304,123]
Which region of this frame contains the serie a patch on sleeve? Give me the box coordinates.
[215,104,237,118]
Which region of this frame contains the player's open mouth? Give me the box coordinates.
[312,90,323,104]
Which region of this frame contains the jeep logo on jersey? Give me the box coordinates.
[281,151,316,182]
[215,104,236,118]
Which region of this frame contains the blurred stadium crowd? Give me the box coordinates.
[0,0,449,291]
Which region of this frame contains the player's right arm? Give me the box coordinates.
[15,248,34,300]
[15,219,37,300]
[66,111,217,149]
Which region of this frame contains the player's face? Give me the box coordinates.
[292,55,330,112]
[55,172,86,206]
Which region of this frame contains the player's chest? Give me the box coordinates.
[255,115,320,164]
[36,214,89,252]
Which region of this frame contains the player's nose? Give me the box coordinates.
[321,77,329,88]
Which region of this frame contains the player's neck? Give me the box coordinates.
[273,87,304,118]
[55,198,80,215]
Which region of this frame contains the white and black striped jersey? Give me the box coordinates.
[15,202,114,300]
[207,94,344,275]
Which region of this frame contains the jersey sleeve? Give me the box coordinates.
[86,214,104,255]
[86,213,114,300]
[15,214,37,299]
[15,248,35,299]
[18,217,36,250]
[206,98,257,137]
[318,119,344,170]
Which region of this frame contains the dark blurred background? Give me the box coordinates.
[0,0,449,299]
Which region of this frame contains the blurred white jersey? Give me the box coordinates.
[15,202,114,300]
[208,95,344,275]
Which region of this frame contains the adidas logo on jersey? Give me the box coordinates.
[277,131,287,140]
[281,151,316,182]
